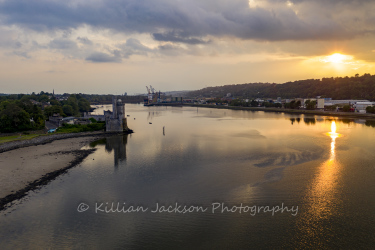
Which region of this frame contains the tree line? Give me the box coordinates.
[80,94,145,104]
[188,73,375,100]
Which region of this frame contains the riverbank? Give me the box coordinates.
[0,131,131,211]
[181,104,375,120]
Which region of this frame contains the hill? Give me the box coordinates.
[187,74,375,100]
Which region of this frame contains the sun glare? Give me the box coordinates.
[327,121,340,140]
[321,53,353,64]
[331,121,336,134]
[328,53,346,63]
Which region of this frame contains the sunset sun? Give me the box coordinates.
[324,53,353,64]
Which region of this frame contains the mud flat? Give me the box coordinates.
[0,131,129,211]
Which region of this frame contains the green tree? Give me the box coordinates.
[63,105,74,116]
[366,106,375,114]
[38,94,50,103]
[305,100,317,110]
[342,105,351,112]
[0,102,31,132]
[67,96,79,115]
[44,105,64,118]
[250,100,259,107]
[78,98,91,112]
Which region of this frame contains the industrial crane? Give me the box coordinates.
[145,85,163,104]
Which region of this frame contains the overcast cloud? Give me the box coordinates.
[0,0,374,94]
[0,0,374,43]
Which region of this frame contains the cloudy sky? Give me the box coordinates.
[0,0,374,94]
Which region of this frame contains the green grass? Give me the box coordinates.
[56,123,105,133]
[0,134,42,144]
[0,122,106,144]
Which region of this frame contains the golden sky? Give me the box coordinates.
[0,0,374,94]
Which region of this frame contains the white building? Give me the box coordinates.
[326,100,369,105]
[317,99,325,109]
[354,102,375,113]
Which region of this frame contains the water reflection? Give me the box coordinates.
[91,134,129,168]
[288,115,375,128]
[296,121,342,247]
[147,111,162,121]
[304,118,316,125]
[106,135,128,168]
[312,121,341,215]
[365,120,375,127]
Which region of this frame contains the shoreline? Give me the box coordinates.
[0,149,95,211]
[0,130,131,154]
[0,131,132,211]
[179,104,375,120]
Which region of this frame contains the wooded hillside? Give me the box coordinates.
[187,74,375,100]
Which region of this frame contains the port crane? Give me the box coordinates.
[145,85,163,105]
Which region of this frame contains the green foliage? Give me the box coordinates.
[66,96,79,116]
[325,105,338,111]
[366,106,375,114]
[250,100,259,107]
[0,102,31,132]
[342,105,351,112]
[0,92,93,133]
[89,117,97,123]
[263,102,282,108]
[62,105,74,116]
[206,98,228,105]
[0,134,41,144]
[305,100,317,110]
[56,123,105,133]
[81,94,144,104]
[78,98,91,112]
[285,100,301,109]
[44,105,64,118]
[230,99,245,106]
[49,99,60,106]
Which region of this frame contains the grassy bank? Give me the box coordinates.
[0,122,106,144]
[0,134,43,144]
[56,123,105,133]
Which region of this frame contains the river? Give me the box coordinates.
[1,104,375,249]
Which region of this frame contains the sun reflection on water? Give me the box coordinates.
[326,121,341,158]
[295,121,343,247]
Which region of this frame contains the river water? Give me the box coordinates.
[1,104,375,249]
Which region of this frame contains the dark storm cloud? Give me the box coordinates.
[0,0,374,42]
